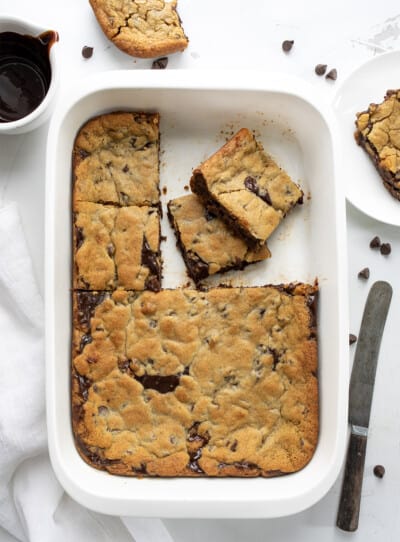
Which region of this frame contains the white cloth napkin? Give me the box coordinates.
[0,202,173,542]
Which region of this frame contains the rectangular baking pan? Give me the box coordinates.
[45,70,348,518]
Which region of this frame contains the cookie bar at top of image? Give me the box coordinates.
[89,0,188,58]
[73,202,161,291]
[190,128,303,248]
[71,283,318,477]
[167,194,271,283]
[73,112,160,207]
[355,89,400,201]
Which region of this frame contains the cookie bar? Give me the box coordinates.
[73,111,160,207]
[73,202,161,291]
[355,90,400,200]
[89,0,188,58]
[167,194,271,282]
[72,283,318,477]
[190,128,303,247]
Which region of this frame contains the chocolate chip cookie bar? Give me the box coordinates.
[190,128,303,248]
[73,202,161,291]
[72,283,318,477]
[89,0,188,58]
[73,111,160,207]
[355,90,400,200]
[167,194,271,282]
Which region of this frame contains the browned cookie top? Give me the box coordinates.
[73,111,160,207]
[73,202,161,291]
[72,284,318,477]
[167,194,271,282]
[355,89,400,200]
[89,0,188,58]
[190,128,303,247]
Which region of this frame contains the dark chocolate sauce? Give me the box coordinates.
[0,30,58,122]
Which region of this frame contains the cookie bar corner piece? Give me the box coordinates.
[190,128,303,248]
[355,89,400,201]
[72,111,160,207]
[89,0,189,58]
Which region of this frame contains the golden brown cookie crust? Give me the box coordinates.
[167,194,271,282]
[89,0,189,58]
[355,89,400,200]
[73,111,160,207]
[190,128,303,247]
[73,202,161,291]
[72,284,318,477]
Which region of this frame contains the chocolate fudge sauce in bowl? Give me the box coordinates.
[0,16,59,134]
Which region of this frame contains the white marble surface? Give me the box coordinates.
[1,0,400,540]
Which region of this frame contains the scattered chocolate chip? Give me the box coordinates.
[349,333,357,345]
[184,185,189,191]
[162,186,167,195]
[373,465,385,478]
[325,68,337,81]
[152,57,168,69]
[358,267,370,280]
[369,235,381,249]
[282,40,294,52]
[315,64,327,76]
[82,46,93,59]
[380,243,391,255]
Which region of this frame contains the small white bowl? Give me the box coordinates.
[0,15,59,134]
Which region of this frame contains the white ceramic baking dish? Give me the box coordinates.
[45,70,348,518]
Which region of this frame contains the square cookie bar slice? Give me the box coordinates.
[190,128,303,247]
[72,283,318,477]
[73,202,161,291]
[167,194,270,282]
[73,111,160,207]
[355,89,400,200]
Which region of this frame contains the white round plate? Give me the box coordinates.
[333,51,400,226]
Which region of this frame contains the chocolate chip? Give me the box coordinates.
[79,333,93,353]
[326,68,337,81]
[204,208,217,221]
[135,373,181,393]
[244,176,257,192]
[184,185,189,191]
[78,149,90,159]
[349,333,357,345]
[370,236,381,249]
[230,440,238,452]
[315,64,327,76]
[82,46,93,59]
[75,226,84,249]
[162,186,167,195]
[152,57,168,69]
[380,243,391,255]
[282,40,294,52]
[358,267,370,279]
[373,465,385,478]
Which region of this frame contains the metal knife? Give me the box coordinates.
[337,280,392,532]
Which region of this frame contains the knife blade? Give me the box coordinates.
[337,280,392,532]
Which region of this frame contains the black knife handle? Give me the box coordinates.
[336,431,368,531]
